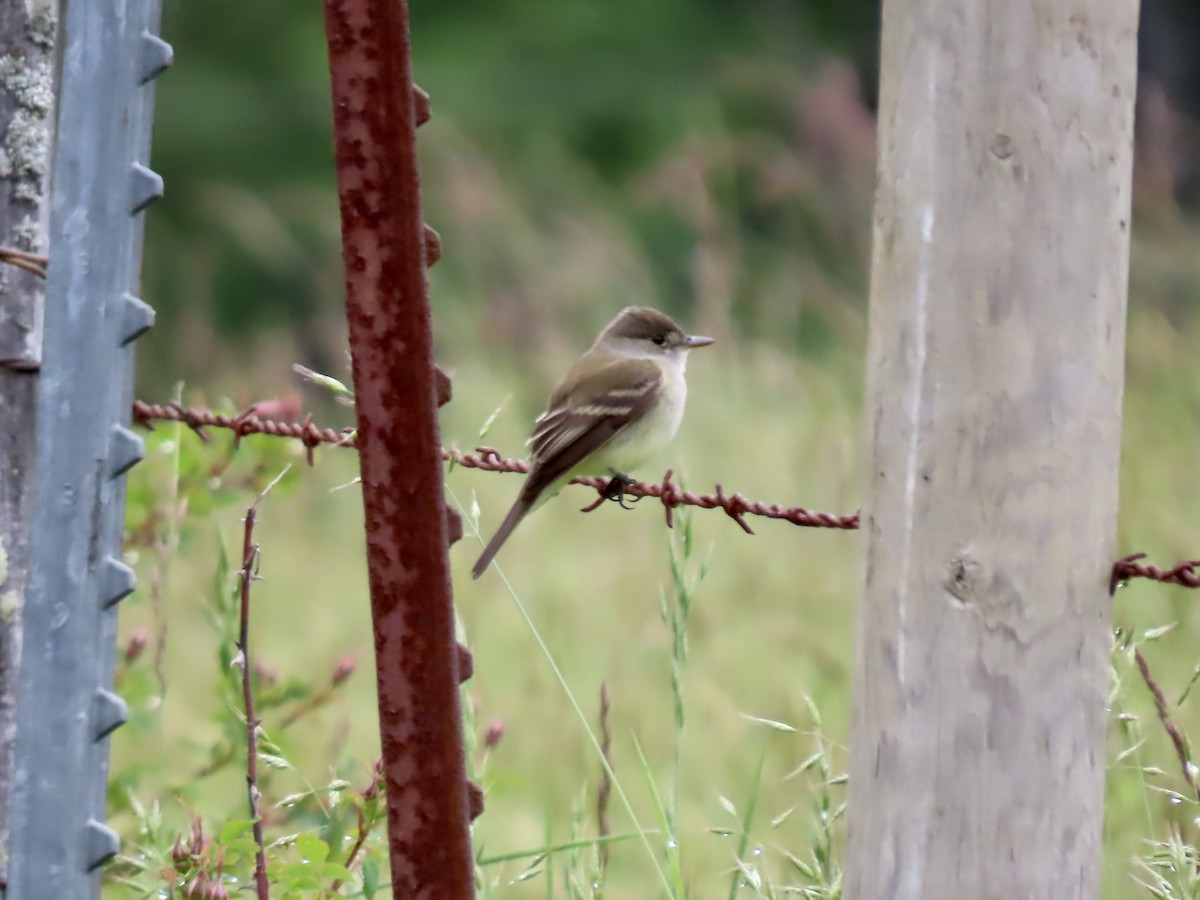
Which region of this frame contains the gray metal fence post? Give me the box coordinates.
[6,0,170,893]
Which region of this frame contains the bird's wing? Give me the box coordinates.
[522,357,662,500]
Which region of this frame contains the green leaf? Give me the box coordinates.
[362,857,380,898]
[218,818,256,844]
[322,862,355,880]
[258,751,292,770]
[726,743,767,900]
[739,712,797,733]
[224,836,263,860]
[1143,622,1178,642]
[295,832,330,865]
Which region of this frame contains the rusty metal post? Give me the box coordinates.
[320,1,475,897]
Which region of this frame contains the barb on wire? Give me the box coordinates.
[132,400,356,466]
[1112,552,1200,591]
[0,245,48,278]
[434,446,859,534]
[129,399,1200,589]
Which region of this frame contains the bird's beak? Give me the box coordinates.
[684,334,715,349]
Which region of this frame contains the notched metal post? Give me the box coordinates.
[5,0,171,891]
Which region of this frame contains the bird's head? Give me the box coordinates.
[597,306,715,360]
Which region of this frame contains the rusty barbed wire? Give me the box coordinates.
[132,401,859,533]
[130,399,1199,589]
[1111,552,1200,590]
[0,245,48,278]
[131,399,356,466]
[447,446,861,532]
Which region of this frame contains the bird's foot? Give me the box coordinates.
[602,470,641,510]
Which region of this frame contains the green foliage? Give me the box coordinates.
[110,306,1200,898]
[108,425,388,897]
[138,0,889,390]
[107,340,1200,899]
[1135,832,1200,899]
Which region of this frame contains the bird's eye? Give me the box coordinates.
[652,335,666,346]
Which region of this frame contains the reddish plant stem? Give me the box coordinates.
[330,807,369,893]
[1133,647,1200,807]
[238,486,277,900]
[596,682,612,874]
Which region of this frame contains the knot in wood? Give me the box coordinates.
[945,552,983,606]
[989,132,1015,160]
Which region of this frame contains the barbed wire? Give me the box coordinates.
[446,446,860,534]
[1111,552,1200,590]
[131,400,1198,590]
[130,400,858,532]
[0,245,48,278]
[132,400,356,465]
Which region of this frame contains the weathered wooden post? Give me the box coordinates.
[844,3,1139,898]
[0,1,56,886]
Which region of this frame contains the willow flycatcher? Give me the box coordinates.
[472,306,713,579]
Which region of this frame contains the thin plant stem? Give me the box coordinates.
[452,487,676,898]
[1136,646,1200,806]
[150,381,186,697]
[238,465,291,900]
[597,682,612,876]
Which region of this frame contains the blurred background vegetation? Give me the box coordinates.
[109,0,1200,896]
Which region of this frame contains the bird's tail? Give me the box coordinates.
[471,494,533,579]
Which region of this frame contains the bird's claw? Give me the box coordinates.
[602,471,641,510]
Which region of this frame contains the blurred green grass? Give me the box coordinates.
[109,290,1200,898]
